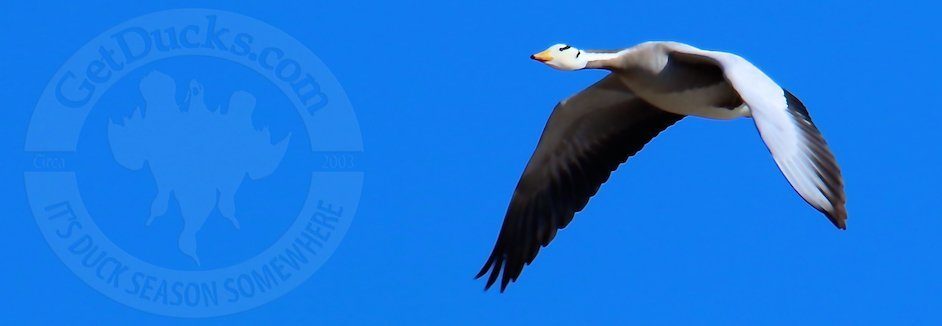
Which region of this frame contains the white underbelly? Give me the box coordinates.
[648,94,751,120]
[628,82,751,120]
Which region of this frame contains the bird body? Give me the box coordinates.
[619,74,750,120]
[605,42,751,119]
[479,41,847,291]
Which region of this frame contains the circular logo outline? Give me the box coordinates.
[24,8,363,317]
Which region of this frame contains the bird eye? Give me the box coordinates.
[559,45,571,51]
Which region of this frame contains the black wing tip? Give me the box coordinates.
[831,217,847,230]
[475,255,494,280]
[474,267,488,280]
[828,205,848,230]
[476,266,513,293]
[477,271,510,293]
[476,248,518,293]
[475,250,506,292]
[783,89,811,120]
[783,89,848,230]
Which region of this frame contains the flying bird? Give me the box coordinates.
[477,41,846,292]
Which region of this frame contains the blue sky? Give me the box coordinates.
[3,0,941,324]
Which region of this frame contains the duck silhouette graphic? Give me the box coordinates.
[108,71,290,264]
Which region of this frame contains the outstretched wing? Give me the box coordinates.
[665,43,847,228]
[477,75,684,291]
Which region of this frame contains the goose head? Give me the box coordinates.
[531,43,586,70]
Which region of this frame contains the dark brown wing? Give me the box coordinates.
[476,75,684,291]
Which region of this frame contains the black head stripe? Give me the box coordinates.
[576,50,581,58]
[559,45,571,51]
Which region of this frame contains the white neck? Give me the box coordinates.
[581,50,629,69]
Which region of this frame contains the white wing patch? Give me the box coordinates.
[665,43,847,228]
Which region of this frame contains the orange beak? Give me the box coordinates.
[530,50,553,62]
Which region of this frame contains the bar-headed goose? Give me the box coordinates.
[478,41,846,291]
